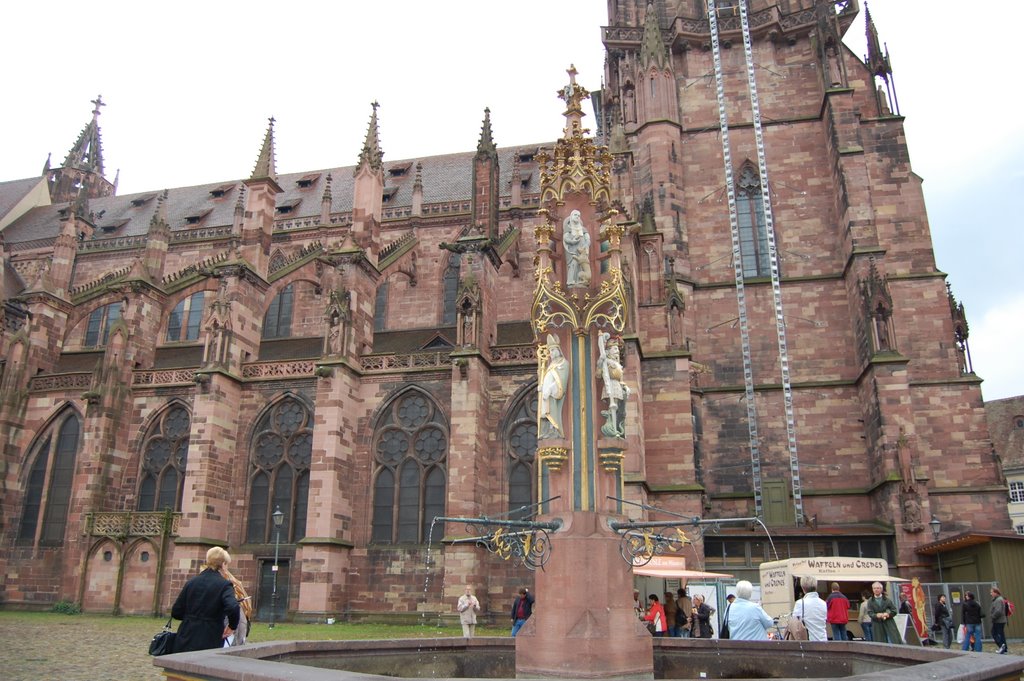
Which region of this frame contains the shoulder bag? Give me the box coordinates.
[784,599,809,641]
[721,603,731,639]
[149,616,176,656]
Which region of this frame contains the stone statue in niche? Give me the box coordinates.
[901,492,924,533]
[562,210,592,288]
[538,334,570,440]
[598,332,630,438]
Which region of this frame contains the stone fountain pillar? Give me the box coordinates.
[515,67,653,680]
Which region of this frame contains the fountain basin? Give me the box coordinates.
[155,637,1024,681]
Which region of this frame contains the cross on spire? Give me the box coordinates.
[91,95,105,119]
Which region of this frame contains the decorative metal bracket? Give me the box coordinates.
[608,497,774,567]
[436,499,562,571]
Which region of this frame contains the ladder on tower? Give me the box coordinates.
[707,0,804,525]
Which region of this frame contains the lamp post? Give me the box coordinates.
[269,506,284,629]
[930,515,944,584]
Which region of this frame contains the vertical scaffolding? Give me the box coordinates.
[708,0,804,524]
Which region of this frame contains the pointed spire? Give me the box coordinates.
[250,117,278,181]
[42,152,51,176]
[476,108,497,158]
[639,3,668,69]
[355,101,384,174]
[320,173,333,225]
[62,95,107,175]
[864,3,891,78]
[229,185,245,237]
[112,168,120,194]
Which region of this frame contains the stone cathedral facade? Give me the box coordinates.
[0,0,1006,621]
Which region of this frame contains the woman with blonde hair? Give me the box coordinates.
[170,547,240,652]
[220,565,252,645]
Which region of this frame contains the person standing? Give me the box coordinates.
[457,585,481,638]
[933,593,953,649]
[858,590,873,642]
[171,547,240,653]
[990,588,1007,654]
[825,582,850,642]
[511,587,534,637]
[676,588,693,638]
[791,576,827,642]
[663,592,679,637]
[644,594,667,636]
[898,592,912,615]
[720,594,735,638]
[724,580,773,640]
[866,582,902,645]
[692,594,715,638]
[961,591,984,652]
[219,565,251,646]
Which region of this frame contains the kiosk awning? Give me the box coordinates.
[631,555,734,580]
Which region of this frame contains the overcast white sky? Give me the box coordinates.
[2,1,1020,400]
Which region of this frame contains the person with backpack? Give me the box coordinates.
[990,587,1008,654]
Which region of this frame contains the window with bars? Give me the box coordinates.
[263,284,294,339]
[137,404,191,511]
[506,390,537,520]
[166,292,206,342]
[736,165,772,278]
[84,302,122,347]
[1010,481,1024,504]
[245,395,312,543]
[18,409,81,546]
[371,390,448,544]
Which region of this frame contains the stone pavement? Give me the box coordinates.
[0,613,163,681]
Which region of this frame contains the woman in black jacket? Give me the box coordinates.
[933,594,953,649]
[171,547,241,653]
[960,591,984,652]
[691,594,715,638]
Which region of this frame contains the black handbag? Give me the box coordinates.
[149,617,177,656]
[721,604,731,639]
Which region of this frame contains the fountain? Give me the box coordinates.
[153,67,1024,681]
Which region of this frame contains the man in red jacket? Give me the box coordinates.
[825,582,851,642]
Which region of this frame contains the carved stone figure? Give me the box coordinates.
[598,332,630,438]
[538,334,570,440]
[562,210,592,288]
[901,493,924,533]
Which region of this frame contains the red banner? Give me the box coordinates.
[899,578,929,641]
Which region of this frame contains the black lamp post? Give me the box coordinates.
[930,515,944,583]
[269,506,284,629]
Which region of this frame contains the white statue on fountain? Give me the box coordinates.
[597,331,630,438]
[562,210,592,288]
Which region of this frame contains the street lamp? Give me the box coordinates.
[930,515,944,583]
[269,505,284,629]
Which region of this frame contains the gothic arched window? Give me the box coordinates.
[18,409,81,546]
[137,404,191,511]
[441,254,461,327]
[371,390,448,543]
[245,395,312,543]
[84,302,122,347]
[263,284,294,339]
[166,292,206,342]
[506,390,537,520]
[736,165,771,278]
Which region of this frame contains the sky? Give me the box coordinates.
[1,1,1020,401]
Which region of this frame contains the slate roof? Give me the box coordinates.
[0,176,46,223]
[0,145,547,247]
